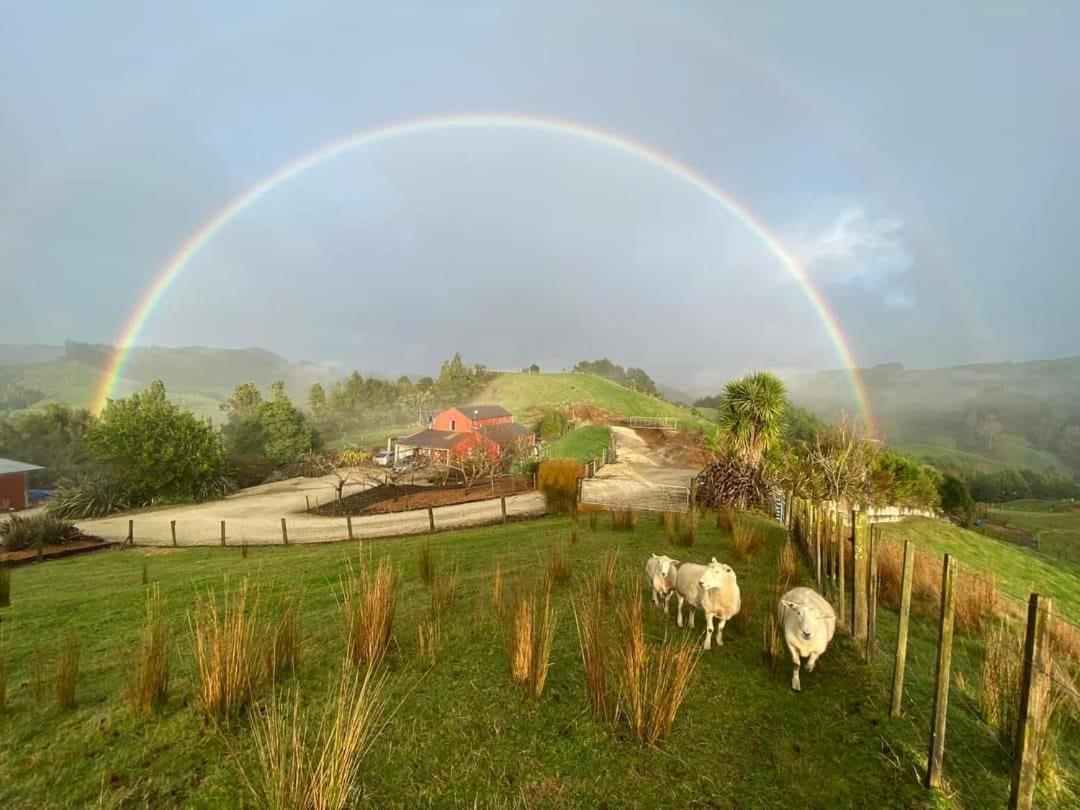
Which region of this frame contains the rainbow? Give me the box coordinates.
[95,112,874,429]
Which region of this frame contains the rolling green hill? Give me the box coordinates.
[472,372,712,430]
[895,434,1073,477]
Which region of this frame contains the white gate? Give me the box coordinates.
[579,480,690,513]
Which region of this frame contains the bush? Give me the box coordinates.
[47,475,130,519]
[0,513,81,550]
[537,459,582,515]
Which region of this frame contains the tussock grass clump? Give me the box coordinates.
[778,541,797,582]
[236,666,391,810]
[341,559,396,668]
[614,588,699,745]
[141,560,149,586]
[191,581,262,719]
[732,521,763,562]
[569,527,579,546]
[877,542,904,609]
[430,567,460,619]
[490,562,504,615]
[418,543,435,586]
[55,632,80,709]
[417,617,442,667]
[980,622,1023,749]
[30,647,47,707]
[0,631,6,714]
[678,511,698,548]
[0,564,10,608]
[264,596,301,683]
[763,610,784,675]
[537,460,582,515]
[596,549,620,601]
[661,512,680,543]
[503,585,557,698]
[955,571,999,635]
[588,512,599,531]
[716,507,736,534]
[610,508,636,532]
[126,584,169,714]
[572,576,609,719]
[543,544,572,590]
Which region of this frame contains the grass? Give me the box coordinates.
[0,564,9,608]
[340,559,395,668]
[895,438,1072,477]
[0,514,1075,806]
[545,426,612,462]
[54,632,80,710]
[987,501,1080,563]
[125,584,170,714]
[190,581,262,719]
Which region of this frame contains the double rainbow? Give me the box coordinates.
[94,112,873,429]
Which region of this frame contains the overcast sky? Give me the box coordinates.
[3,2,1077,391]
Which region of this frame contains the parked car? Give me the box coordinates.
[392,456,415,475]
[373,450,395,467]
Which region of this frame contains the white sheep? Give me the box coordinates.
[777,586,836,691]
[674,557,741,650]
[644,554,680,614]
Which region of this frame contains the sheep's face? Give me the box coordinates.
[652,554,679,578]
[699,559,733,591]
[783,600,821,641]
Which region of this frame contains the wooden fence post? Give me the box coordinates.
[866,525,879,660]
[500,496,507,523]
[128,519,135,547]
[838,510,846,629]
[170,520,177,547]
[428,506,435,533]
[926,553,957,790]
[280,517,288,545]
[890,540,915,718]
[346,516,353,540]
[852,511,869,640]
[1009,594,1052,810]
[305,496,311,513]
[220,520,226,547]
[814,505,823,590]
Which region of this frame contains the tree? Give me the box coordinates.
[536,407,570,442]
[938,474,975,526]
[809,416,878,507]
[88,381,229,504]
[256,390,322,467]
[220,382,263,420]
[0,404,96,486]
[307,383,327,420]
[625,367,657,394]
[717,372,787,467]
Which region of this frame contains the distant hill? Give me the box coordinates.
[782,356,1080,475]
[0,344,65,365]
[471,372,712,430]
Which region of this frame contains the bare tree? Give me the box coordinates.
[809,415,878,509]
[296,447,370,501]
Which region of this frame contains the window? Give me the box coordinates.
[450,419,456,431]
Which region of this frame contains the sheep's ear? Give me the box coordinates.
[781,600,799,611]
[651,553,659,559]
[671,559,680,566]
[711,556,719,564]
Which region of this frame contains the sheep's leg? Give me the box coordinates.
[715,618,727,647]
[651,587,660,609]
[703,613,714,650]
[689,607,696,629]
[663,591,673,615]
[676,595,685,628]
[806,651,821,673]
[788,643,802,691]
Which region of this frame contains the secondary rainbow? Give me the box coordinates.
[95,112,874,428]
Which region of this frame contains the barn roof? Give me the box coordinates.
[0,457,43,475]
[397,429,473,451]
[453,404,511,420]
[480,422,533,445]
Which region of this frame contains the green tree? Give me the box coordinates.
[938,474,975,526]
[0,404,97,486]
[717,372,787,466]
[258,393,322,466]
[88,381,228,504]
[220,382,263,420]
[307,383,327,420]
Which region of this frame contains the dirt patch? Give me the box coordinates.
[1,537,114,566]
[313,477,533,516]
[632,428,708,468]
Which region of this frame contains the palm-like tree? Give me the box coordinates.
[717,372,787,467]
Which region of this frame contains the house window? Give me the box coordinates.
[450,419,456,430]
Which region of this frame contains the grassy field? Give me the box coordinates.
[986,501,1080,564]
[0,512,1071,807]
[895,435,1072,477]
[325,423,421,452]
[544,426,612,462]
[473,372,714,431]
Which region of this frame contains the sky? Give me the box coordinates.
[2,1,1078,393]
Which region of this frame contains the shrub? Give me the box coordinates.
[236,666,390,810]
[46,475,130,519]
[264,596,301,683]
[191,581,262,719]
[0,513,81,551]
[537,460,582,515]
[0,565,9,608]
[341,559,395,668]
[55,632,81,709]
[430,567,460,619]
[418,543,435,586]
[126,585,169,715]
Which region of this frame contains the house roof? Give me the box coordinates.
[397,429,474,451]
[453,404,511,420]
[0,457,43,475]
[480,422,533,446]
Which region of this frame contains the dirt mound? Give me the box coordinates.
[632,428,708,468]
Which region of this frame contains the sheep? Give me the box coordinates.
[777,586,836,691]
[674,557,741,650]
[644,554,680,614]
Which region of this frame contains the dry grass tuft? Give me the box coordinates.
[55,632,80,709]
[762,610,784,675]
[569,527,579,546]
[610,508,636,532]
[716,507,736,534]
[418,543,435,586]
[126,584,170,714]
[417,617,442,667]
[503,584,557,698]
[573,576,609,719]
[596,549,620,601]
[678,510,698,548]
[430,566,461,619]
[490,562,504,615]
[614,587,699,745]
[732,520,763,562]
[341,559,396,669]
[191,581,262,719]
[538,460,582,515]
[661,511,680,543]
[778,541,797,582]
[955,571,999,635]
[588,512,599,531]
[0,631,6,715]
[236,665,391,810]
[264,595,301,683]
[543,544,572,590]
[0,564,9,608]
[980,622,1023,749]
[30,647,47,707]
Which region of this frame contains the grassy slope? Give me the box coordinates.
[987,502,1080,563]
[877,517,1080,623]
[895,435,1072,476]
[544,426,612,461]
[473,372,712,431]
[0,514,1031,808]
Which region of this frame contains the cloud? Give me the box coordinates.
[786,204,912,288]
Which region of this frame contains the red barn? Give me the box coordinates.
[398,404,534,462]
[0,457,43,512]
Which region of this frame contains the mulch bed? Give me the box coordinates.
[313,477,533,517]
[1,536,115,567]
